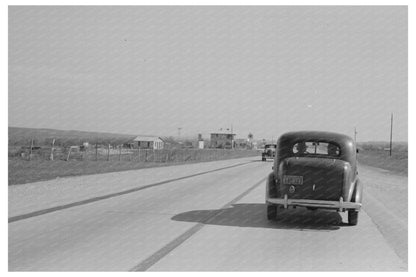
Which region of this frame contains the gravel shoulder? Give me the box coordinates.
[358,163,408,264]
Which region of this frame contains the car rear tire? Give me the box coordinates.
[267,205,277,220]
[348,210,359,226]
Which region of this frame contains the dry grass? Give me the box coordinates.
[357,148,407,175]
[8,150,259,185]
[8,127,261,185]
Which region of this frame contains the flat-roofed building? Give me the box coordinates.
[210,133,235,149]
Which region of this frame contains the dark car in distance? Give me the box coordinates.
[262,144,277,161]
[265,131,363,225]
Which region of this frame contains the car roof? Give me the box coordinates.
[278,131,353,145]
[275,131,357,165]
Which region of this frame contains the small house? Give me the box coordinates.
[132,136,164,150]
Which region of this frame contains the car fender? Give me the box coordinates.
[351,178,363,203]
[265,172,278,199]
[341,163,355,201]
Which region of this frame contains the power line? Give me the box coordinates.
[389,113,393,156]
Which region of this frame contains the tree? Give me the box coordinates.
[248,133,254,149]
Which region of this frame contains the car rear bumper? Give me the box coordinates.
[266,195,361,211]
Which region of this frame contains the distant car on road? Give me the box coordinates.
[262,144,277,161]
[265,131,363,225]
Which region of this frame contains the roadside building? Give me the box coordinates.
[132,136,164,150]
[234,138,248,149]
[210,133,236,149]
[198,133,204,149]
[198,141,204,149]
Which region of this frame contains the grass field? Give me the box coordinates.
[8,127,261,185]
[357,150,408,175]
[357,142,408,175]
[8,150,259,185]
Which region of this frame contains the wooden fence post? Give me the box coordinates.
[28,139,34,161]
[81,146,85,161]
[138,148,141,162]
[50,139,55,160]
[107,144,110,161]
[66,147,72,161]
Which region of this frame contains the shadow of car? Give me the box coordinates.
[172,203,345,231]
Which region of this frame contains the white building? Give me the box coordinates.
[132,136,164,150]
[198,140,204,149]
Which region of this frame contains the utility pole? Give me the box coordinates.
[231,124,233,149]
[354,127,357,143]
[389,113,393,156]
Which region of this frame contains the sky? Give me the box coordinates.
[8,6,408,141]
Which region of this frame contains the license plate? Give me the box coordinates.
[282,175,303,185]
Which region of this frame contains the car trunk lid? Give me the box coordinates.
[278,157,349,201]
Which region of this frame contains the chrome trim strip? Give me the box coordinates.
[266,197,361,210]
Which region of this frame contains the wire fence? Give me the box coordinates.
[9,145,259,163]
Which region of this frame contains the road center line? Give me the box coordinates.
[9,161,254,223]
[129,176,267,272]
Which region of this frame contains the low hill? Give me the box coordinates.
[8,127,138,147]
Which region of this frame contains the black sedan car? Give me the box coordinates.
[265,131,363,225]
[261,144,277,161]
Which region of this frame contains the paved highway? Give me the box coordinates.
[8,157,407,271]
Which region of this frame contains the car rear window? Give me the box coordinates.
[292,142,340,156]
